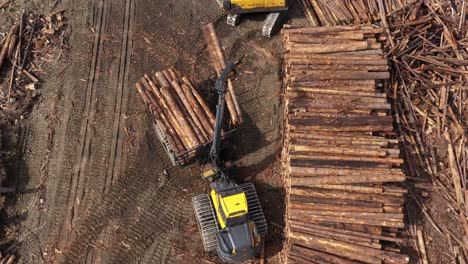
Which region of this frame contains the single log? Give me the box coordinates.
[160,86,200,147]
[155,72,171,87]
[287,87,386,98]
[283,25,382,34]
[288,98,391,110]
[0,24,17,69]
[290,167,404,177]
[287,32,365,42]
[162,69,174,83]
[181,83,214,138]
[288,79,376,88]
[170,80,208,143]
[290,208,403,221]
[290,195,384,209]
[289,131,397,143]
[290,71,390,81]
[291,202,383,213]
[289,63,388,72]
[288,57,388,66]
[290,212,404,228]
[202,23,241,125]
[300,184,383,194]
[7,30,17,59]
[182,77,216,127]
[290,137,390,148]
[290,174,406,186]
[290,188,404,205]
[290,145,387,157]
[294,221,403,242]
[286,41,369,53]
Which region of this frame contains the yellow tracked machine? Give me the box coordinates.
[192,62,267,262]
[217,0,291,37]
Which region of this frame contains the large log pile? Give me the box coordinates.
[299,0,417,27]
[281,25,409,263]
[135,69,219,165]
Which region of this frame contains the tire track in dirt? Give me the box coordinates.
[62,130,186,263]
[104,0,135,193]
[58,0,110,250]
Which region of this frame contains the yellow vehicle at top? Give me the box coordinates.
[228,0,287,12]
[216,0,290,36]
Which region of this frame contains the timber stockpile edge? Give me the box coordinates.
[281,25,410,263]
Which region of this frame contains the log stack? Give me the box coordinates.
[135,68,223,166]
[299,0,417,26]
[281,25,409,263]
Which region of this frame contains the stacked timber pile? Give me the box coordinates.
[281,25,409,263]
[300,0,416,26]
[135,69,219,166]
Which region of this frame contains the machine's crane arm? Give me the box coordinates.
[210,61,235,176]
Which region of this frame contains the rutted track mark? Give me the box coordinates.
[63,131,185,263]
[105,0,135,192]
[58,0,110,250]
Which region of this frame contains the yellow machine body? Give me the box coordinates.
[224,0,288,14]
[231,0,286,10]
[211,189,248,229]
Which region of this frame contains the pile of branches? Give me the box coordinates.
[386,0,467,262]
[0,10,67,114]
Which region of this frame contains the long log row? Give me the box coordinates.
[282,25,409,263]
[298,0,417,26]
[202,23,243,126]
[135,68,219,165]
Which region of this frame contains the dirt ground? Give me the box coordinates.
[2,0,461,263]
[1,0,307,263]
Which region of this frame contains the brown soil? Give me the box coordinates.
[3,0,306,263]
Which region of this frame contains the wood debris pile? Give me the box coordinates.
[299,0,416,26]
[386,0,468,261]
[281,25,409,263]
[0,11,67,114]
